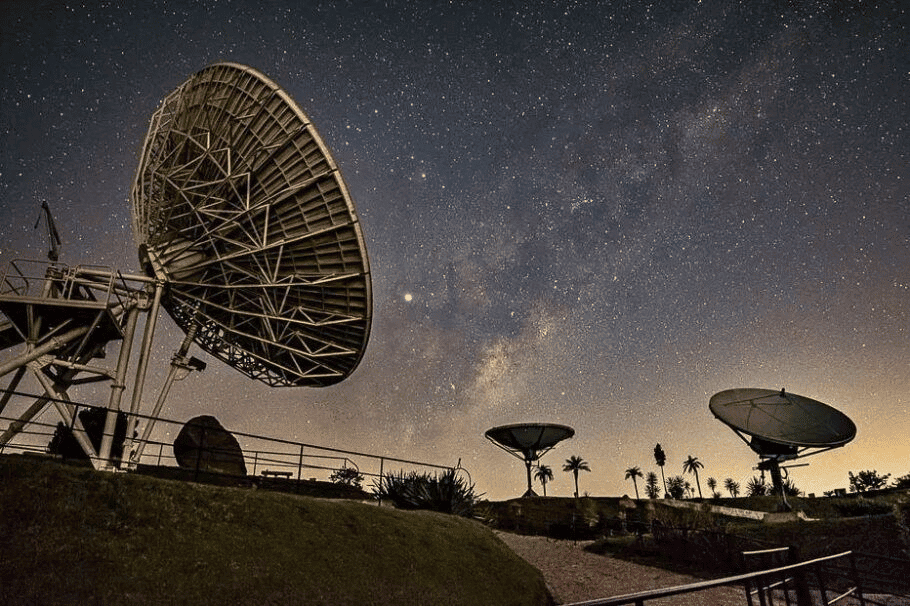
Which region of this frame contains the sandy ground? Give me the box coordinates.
[495,531,753,606]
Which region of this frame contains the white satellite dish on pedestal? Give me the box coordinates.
[485,423,575,498]
[710,388,855,510]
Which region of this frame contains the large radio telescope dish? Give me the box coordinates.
[131,63,372,387]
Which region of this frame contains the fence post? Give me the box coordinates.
[252,451,258,476]
[297,445,304,493]
[811,558,827,606]
[849,552,865,605]
[377,457,385,506]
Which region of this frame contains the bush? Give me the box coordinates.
[373,469,481,517]
[849,470,891,493]
[646,503,747,573]
[895,499,910,558]
[330,467,364,488]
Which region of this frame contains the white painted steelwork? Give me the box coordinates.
[131,62,372,387]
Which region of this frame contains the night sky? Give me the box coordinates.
[1,1,908,501]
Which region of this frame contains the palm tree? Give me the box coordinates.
[724,477,740,498]
[682,455,704,499]
[653,444,667,497]
[563,455,591,498]
[706,476,717,497]
[624,466,643,499]
[645,472,660,499]
[534,464,554,496]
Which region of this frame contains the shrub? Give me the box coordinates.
[373,469,481,517]
[895,499,910,558]
[647,503,743,572]
[330,467,364,488]
[848,470,891,493]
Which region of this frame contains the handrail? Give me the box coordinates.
[0,388,457,483]
[563,551,854,606]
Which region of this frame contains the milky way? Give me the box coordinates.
[1,1,908,500]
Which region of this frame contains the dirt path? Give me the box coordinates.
[495,531,746,605]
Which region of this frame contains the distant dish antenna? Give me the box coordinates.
[0,63,371,470]
[485,423,574,498]
[710,388,856,510]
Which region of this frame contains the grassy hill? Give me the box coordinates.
[0,455,551,606]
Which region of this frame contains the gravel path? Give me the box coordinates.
[495,531,746,605]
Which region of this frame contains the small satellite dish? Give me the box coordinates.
[131,62,372,388]
[485,423,574,497]
[710,388,856,509]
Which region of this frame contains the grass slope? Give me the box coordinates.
[0,455,551,606]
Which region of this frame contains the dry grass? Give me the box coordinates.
[0,454,551,606]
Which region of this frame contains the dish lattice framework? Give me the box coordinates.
[131,63,372,387]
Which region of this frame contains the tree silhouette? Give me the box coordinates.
[563,455,591,498]
[747,476,768,496]
[666,475,686,499]
[624,466,643,499]
[534,464,554,496]
[682,455,704,499]
[848,470,891,493]
[706,476,718,498]
[653,443,667,497]
[782,478,802,497]
[645,472,660,499]
[724,477,740,498]
[329,467,364,488]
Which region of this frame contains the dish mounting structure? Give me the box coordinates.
[485,423,575,498]
[710,388,856,510]
[0,63,372,470]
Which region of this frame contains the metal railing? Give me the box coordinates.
[564,551,867,606]
[0,390,461,496]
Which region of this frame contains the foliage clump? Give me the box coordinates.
[330,467,364,488]
[373,469,481,517]
[849,469,891,493]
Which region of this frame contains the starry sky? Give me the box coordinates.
[1,1,908,501]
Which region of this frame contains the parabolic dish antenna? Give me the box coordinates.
[710,388,856,509]
[131,62,372,387]
[0,62,372,472]
[485,423,574,498]
[710,388,856,454]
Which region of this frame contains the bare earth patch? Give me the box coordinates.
[495,531,745,605]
